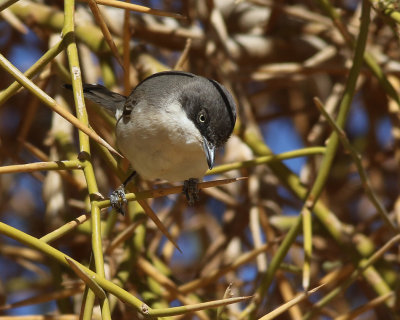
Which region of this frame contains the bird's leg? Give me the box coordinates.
[109,186,127,214]
[183,178,200,206]
[110,171,137,215]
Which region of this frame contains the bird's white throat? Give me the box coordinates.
[116,100,208,182]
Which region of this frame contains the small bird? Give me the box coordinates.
[69,71,236,210]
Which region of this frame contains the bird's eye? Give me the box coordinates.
[198,111,207,123]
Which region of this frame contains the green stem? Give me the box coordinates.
[0,39,66,107]
[0,222,145,311]
[207,147,326,175]
[40,213,91,243]
[314,98,398,233]
[0,53,116,154]
[316,0,400,108]
[0,160,81,174]
[308,0,371,204]
[304,234,400,319]
[0,0,18,12]
[302,206,312,290]
[63,0,109,318]
[240,2,391,317]
[369,0,400,24]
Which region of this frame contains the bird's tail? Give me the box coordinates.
[64,84,126,117]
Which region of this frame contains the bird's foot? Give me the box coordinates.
[110,185,128,215]
[183,178,199,206]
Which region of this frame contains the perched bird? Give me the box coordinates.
[67,71,236,210]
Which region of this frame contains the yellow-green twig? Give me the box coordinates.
[217,283,233,319]
[240,1,384,317]
[304,234,400,319]
[334,291,395,320]
[314,97,399,233]
[122,0,131,94]
[258,284,324,320]
[302,205,312,291]
[316,0,400,109]
[0,54,120,157]
[40,213,91,243]
[0,221,145,311]
[0,220,252,317]
[96,177,246,209]
[0,160,81,174]
[80,0,185,19]
[178,243,271,294]
[370,0,400,24]
[63,0,111,318]
[207,147,326,176]
[87,0,123,67]
[0,39,66,106]
[148,296,252,317]
[0,0,18,12]
[66,258,107,300]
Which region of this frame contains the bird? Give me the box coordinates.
[67,71,236,211]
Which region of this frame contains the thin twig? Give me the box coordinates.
[80,0,185,19]
[174,38,192,70]
[97,177,247,208]
[313,96,399,233]
[0,54,121,157]
[87,0,124,67]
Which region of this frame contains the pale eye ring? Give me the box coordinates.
[198,112,207,123]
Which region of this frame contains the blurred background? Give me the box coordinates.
[1,0,400,319]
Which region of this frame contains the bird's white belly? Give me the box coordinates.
[116,101,208,182]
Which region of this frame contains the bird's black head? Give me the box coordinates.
[179,76,237,150]
[131,71,236,169]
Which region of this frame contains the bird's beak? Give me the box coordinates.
[202,138,215,169]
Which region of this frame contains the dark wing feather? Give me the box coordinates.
[64,84,126,115]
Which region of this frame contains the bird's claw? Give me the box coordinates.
[183,178,199,206]
[110,185,127,215]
